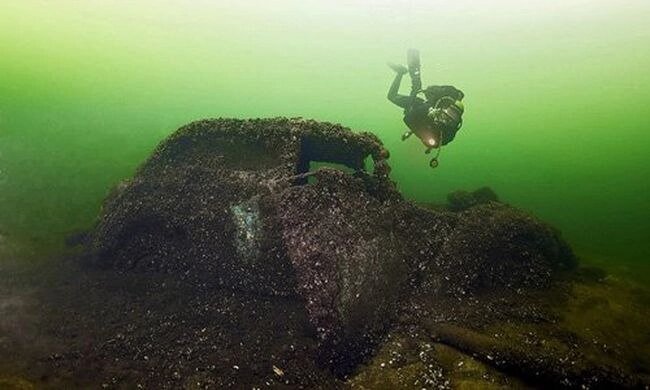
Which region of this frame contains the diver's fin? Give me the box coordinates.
[407,49,420,75]
[387,62,408,75]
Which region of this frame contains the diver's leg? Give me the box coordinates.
[387,68,411,108]
[407,49,422,95]
[387,72,403,102]
[410,71,422,96]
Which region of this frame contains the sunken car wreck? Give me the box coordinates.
[82,118,648,388]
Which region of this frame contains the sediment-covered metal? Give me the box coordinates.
[86,117,591,382]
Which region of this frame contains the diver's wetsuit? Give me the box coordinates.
[387,71,457,145]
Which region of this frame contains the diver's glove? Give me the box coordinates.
[388,63,408,75]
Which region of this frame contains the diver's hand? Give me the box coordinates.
[387,62,407,75]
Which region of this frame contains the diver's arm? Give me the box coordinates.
[387,71,411,109]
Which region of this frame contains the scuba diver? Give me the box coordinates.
[387,49,465,168]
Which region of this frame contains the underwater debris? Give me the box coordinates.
[272,365,284,377]
[431,202,577,295]
[446,186,499,211]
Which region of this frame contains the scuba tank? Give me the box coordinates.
[427,96,464,131]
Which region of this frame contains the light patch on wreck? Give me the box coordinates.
[230,197,262,262]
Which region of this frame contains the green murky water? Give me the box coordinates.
[1,1,649,277]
